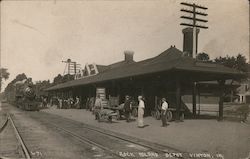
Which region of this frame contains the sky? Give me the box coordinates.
[1,0,249,90]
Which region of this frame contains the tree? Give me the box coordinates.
[0,68,10,91]
[52,74,74,85]
[0,68,10,80]
[214,54,248,102]
[53,74,63,85]
[34,80,51,97]
[214,54,248,72]
[62,74,74,83]
[235,54,248,72]
[197,52,210,61]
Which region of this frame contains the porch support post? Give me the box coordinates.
[111,80,115,96]
[141,86,144,96]
[218,80,225,121]
[176,78,181,120]
[192,82,197,117]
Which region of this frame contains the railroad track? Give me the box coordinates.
[7,110,119,159]
[52,115,181,153]
[69,120,180,153]
[0,115,8,133]
[7,114,31,159]
[48,122,125,159]
[4,112,127,159]
[30,112,184,159]
[35,118,139,159]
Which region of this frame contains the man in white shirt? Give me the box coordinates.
[94,95,102,120]
[137,96,145,128]
[161,98,168,127]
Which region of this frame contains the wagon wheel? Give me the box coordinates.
[155,110,161,120]
[151,110,155,118]
[116,110,121,120]
[96,112,101,122]
[166,110,173,122]
[108,116,112,123]
[132,108,138,117]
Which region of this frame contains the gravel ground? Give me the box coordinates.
[42,107,250,159]
[1,104,116,159]
[0,111,23,158]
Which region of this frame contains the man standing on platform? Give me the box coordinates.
[137,95,145,128]
[161,98,168,127]
[94,94,102,120]
[124,95,132,122]
[75,96,80,109]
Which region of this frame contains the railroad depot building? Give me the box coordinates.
[46,45,245,120]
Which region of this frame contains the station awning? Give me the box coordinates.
[46,47,246,91]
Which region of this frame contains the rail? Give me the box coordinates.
[32,112,183,158]
[0,116,8,133]
[47,122,125,158]
[42,113,182,153]
[72,121,180,153]
[8,114,31,159]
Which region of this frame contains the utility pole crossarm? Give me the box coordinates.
[180,2,208,10]
[180,9,208,16]
[180,16,208,23]
[180,23,208,29]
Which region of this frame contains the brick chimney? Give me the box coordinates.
[182,27,200,58]
[124,50,134,63]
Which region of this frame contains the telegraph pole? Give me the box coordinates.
[180,2,208,58]
[0,3,1,70]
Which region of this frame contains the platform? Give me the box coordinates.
[42,107,250,159]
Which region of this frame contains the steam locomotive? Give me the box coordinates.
[13,80,40,111]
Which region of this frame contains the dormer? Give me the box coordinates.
[75,63,100,79]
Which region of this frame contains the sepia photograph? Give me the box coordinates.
[0,0,249,159]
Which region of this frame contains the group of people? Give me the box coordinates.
[137,96,168,128]
[136,96,169,128]
[93,94,169,128]
[53,96,80,109]
[50,94,169,127]
[116,95,145,127]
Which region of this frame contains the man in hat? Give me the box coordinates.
[124,95,132,122]
[161,98,169,127]
[94,94,102,120]
[137,95,145,128]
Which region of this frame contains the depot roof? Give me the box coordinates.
[46,46,245,91]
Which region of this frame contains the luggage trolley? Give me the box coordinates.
[151,105,185,121]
